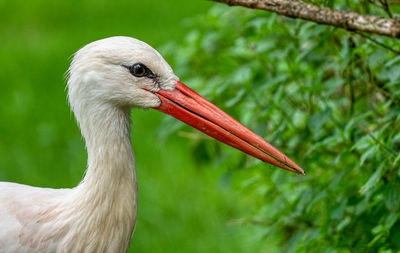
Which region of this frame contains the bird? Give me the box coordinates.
[0,36,304,253]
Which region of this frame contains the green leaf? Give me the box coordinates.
[337,216,351,231]
[360,146,379,166]
[360,165,384,195]
[384,182,400,212]
[307,108,332,130]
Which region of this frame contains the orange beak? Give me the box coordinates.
[153,81,304,175]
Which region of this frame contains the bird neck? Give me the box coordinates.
[78,105,136,192]
[69,105,137,251]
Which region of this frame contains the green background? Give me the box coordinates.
[0,1,259,252]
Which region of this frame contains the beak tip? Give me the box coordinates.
[295,166,306,175]
[290,161,305,175]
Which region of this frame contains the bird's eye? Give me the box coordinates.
[131,63,147,77]
[125,63,157,79]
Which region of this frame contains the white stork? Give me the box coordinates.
[0,36,304,253]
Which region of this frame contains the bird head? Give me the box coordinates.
[67,36,304,174]
[67,36,177,110]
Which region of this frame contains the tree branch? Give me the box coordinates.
[211,0,400,39]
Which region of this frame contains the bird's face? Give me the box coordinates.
[67,36,304,174]
[67,36,177,110]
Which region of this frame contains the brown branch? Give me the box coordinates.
[211,0,400,39]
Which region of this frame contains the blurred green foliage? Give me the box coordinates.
[161,3,400,252]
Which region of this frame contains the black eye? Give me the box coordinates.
[131,63,148,77]
[123,63,156,79]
